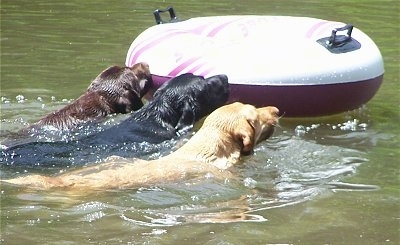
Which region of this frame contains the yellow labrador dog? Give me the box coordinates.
[3,102,279,190]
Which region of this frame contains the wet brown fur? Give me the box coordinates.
[29,62,152,131]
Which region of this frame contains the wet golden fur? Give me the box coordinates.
[3,102,279,190]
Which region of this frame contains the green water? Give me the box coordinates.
[1,0,399,244]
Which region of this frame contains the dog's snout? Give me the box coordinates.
[269,106,279,117]
[218,74,228,82]
[207,74,228,84]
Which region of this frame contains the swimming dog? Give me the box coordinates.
[29,62,152,131]
[3,102,279,190]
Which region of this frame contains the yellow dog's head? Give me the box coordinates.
[202,102,279,155]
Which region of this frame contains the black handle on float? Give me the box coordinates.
[153,7,178,24]
[328,24,353,47]
[316,23,360,53]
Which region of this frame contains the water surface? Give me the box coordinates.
[1,0,399,244]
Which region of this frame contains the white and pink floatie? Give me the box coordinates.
[125,7,384,116]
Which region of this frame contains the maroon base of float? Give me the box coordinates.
[152,74,384,117]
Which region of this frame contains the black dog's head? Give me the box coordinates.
[88,63,153,113]
[148,73,230,131]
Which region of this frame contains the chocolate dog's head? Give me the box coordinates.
[152,73,230,131]
[88,62,153,113]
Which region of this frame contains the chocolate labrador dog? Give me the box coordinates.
[28,62,152,131]
[1,73,230,171]
[3,102,279,190]
[1,63,152,149]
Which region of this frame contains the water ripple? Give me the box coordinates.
[1,118,384,227]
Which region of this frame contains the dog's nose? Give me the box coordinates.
[218,74,228,82]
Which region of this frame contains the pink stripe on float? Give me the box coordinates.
[197,66,215,77]
[188,22,214,35]
[126,30,174,65]
[168,57,202,76]
[186,61,208,74]
[207,18,244,37]
[127,22,213,66]
[127,31,186,66]
[305,21,329,38]
[208,22,234,36]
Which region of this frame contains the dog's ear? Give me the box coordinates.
[139,78,148,91]
[132,76,152,98]
[132,63,153,97]
[236,106,260,155]
[238,129,254,155]
[117,92,143,112]
[175,101,195,132]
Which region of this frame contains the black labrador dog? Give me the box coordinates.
[1,73,230,173]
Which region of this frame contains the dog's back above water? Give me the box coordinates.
[2,102,279,191]
[2,62,152,148]
[29,62,153,131]
[1,73,230,170]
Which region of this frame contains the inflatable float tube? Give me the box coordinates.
[125,7,384,117]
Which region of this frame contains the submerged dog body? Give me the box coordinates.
[1,73,230,168]
[29,62,152,131]
[3,102,279,190]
